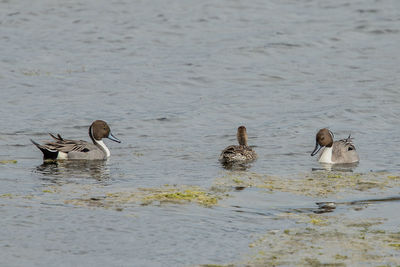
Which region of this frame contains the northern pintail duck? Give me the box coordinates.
[31,120,121,161]
[311,128,359,164]
[219,126,257,164]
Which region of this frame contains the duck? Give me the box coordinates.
[219,126,257,164]
[31,120,121,161]
[311,128,359,164]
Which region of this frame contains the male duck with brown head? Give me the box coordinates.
[31,120,121,161]
[311,128,359,164]
[219,126,257,165]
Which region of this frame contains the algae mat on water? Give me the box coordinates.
[0,160,17,164]
[64,185,224,209]
[3,170,400,266]
[207,171,400,266]
[213,171,400,197]
[244,212,400,266]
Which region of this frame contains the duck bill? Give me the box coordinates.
[311,142,322,156]
[108,132,121,143]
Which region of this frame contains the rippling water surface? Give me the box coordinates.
[1,0,399,266]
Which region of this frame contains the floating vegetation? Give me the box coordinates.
[246,213,400,266]
[2,168,399,267]
[0,193,35,200]
[0,193,14,198]
[20,66,86,76]
[214,171,400,197]
[141,187,219,207]
[0,160,17,164]
[197,265,234,267]
[21,69,46,76]
[64,185,223,210]
[309,216,328,226]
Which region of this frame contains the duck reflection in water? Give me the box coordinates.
[35,160,111,183]
[312,162,359,172]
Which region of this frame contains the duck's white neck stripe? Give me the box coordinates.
[95,139,110,157]
[319,147,333,163]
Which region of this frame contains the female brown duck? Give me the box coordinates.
[219,126,257,164]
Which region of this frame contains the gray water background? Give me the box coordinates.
[1,0,399,266]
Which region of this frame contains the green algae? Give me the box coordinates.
[198,265,234,267]
[41,185,62,194]
[64,185,223,210]
[0,193,14,198]
[141,188,219,207]
[283,229,290,234]
[212,170,400,267]
[21,66,86,76]
[244,213,400,266]
[326,173,343,179]
[309,216,329,226]
[303,257,345,267]
[214,171,400,197]
[334,254,348,260]
[0,193,36,201]
[0,160,17,164]
[2,168,399,266]
[232,178,244,184]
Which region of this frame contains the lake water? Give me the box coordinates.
[1,0,399,266]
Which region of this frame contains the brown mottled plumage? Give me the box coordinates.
[219,126,257,164]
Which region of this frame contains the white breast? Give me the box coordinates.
[57,151,68,160]
[318,147,333,164]
[94,140,110,157]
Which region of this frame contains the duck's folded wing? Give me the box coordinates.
[221,145,237,154]
[337,136,356,150]
[44,140,92,153]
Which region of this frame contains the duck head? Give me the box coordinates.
[311,128,333,156]
[89,120,121,143]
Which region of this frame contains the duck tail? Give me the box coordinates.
[30,139,58,160]
[49,133,64,141]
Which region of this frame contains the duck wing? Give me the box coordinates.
[337,135,356,151]
[44,133,92,153]
[219,145,257,163]
[331,135,359,163]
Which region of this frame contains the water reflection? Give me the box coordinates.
[315,196,400,214]
[35,160,110,183]
[312,162,359,172]
[220,161,254,171]
[315,202,337,214]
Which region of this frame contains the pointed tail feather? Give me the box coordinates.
[31,139,58,160]
[49,133,64,141]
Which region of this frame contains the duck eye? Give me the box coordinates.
[348,147,353,151]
